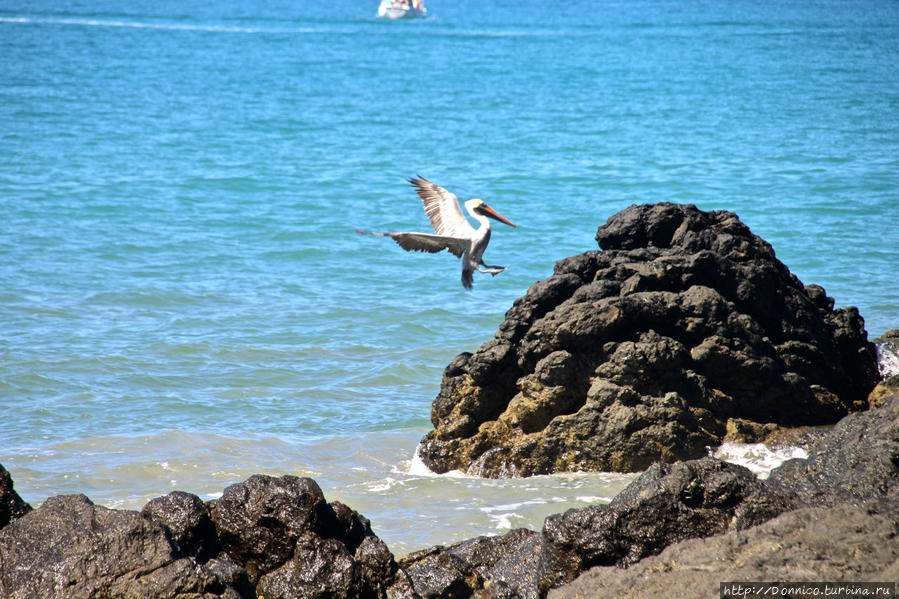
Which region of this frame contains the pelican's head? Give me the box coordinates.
[465,199,516,227]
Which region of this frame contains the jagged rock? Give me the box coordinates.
[548,502,899,599]
[418,203,880,477]
[0,493,241,598]
[143,490,220,562]
[0,473,416,599]
[540,458,785,582]
[766,389,899,508]
[400,457,786,599]
[0,464,31,529]
[211,474,416,599]
[210,474,330,579]
[400,529,542,599]
[546,390,899,599]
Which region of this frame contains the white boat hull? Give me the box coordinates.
[378,1,426,19]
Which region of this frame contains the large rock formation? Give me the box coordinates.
[0,390,896,598]
[0,474,416,599]
[417,203,880,477]
[548,503,899,599]
[549,388,899,598]
[401,389,899,598]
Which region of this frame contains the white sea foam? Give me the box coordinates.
[366,477,401,493]
[713,443,808,479]
[877,342,899,378]
[406,444,471,478]
[489,512,524,531]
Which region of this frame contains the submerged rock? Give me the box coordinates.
[418,203,880,477]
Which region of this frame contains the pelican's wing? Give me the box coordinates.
[409,176,476,238]
[356,229,469,258]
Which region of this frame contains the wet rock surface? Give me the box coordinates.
[0,464,31,529]
[417,203,880,477]
[400,390,899,598]
[399,457,787,599]
[0,474,415,599]
[548,390,899,599]
[548,503,899,599]
[0,390,896,598]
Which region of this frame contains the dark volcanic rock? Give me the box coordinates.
[543,458,779,572]
[211,474,330,578]
[0,493,241,598]
[0,464,31,529]
[548,502,899,599]
[400,457,785,599]
[211,474,416,599]
[0,472,416,599]
[400,528,543,599]
[143,490,220,562]
[418,203,880,477]
[766,389,899,508]
[548,390,899,599]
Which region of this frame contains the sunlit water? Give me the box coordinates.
[1,0,897,553]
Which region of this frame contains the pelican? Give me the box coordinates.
[356,176,516,289]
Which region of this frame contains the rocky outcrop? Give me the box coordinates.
[0,391,896,598]
[417,203,880,477]
[765,382,899,508]
[0,464,31,529]
[400,389,899,598]
[399,457,787,599]
[0,474,415,599]
[548,389,899,599]
[0,493,241,599]
[547,503,899,599]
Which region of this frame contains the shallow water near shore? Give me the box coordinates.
[2,0,898,553]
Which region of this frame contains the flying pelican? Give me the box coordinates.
[356,176,516,289]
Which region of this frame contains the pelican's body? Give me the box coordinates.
[357,177,516,289]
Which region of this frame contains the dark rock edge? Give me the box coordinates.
[3,386,897,599]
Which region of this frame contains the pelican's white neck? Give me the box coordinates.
[464,199,490,228]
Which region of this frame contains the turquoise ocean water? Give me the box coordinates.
[2,0,897,553]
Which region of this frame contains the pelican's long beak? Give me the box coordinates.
[481,203,517,227]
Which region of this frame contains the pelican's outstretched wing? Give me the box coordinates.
[355,229,469,258]
[408,176,476,239]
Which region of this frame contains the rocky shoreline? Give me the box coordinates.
[2,203,896,598]
[2,384,897,598]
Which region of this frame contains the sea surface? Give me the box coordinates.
[1,0,897,554]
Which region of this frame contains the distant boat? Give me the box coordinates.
[378,0,426,19]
